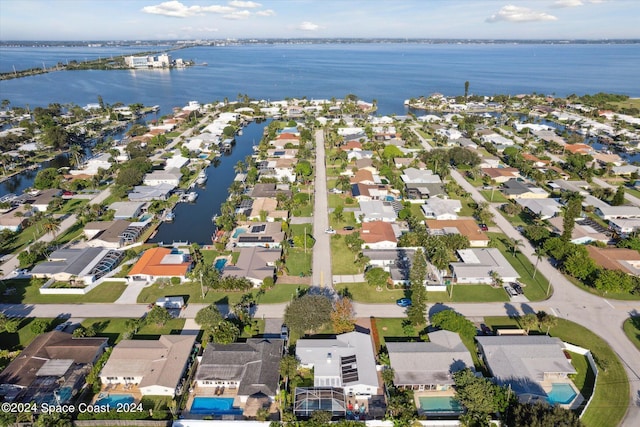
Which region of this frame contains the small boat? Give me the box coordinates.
[165,211,175,222]
[187,191,198,202]
[196,170,207,185]
[211,214,218,223]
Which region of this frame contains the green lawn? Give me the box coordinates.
[487,232,551,301]
[336,282,406,303]
[480,189,509,203]
[567,351,596,407]
[256,284,309,304]
[409,203,426,220]
[80,317,185,344]
[330,235,361,275]
[0,221,48,255]
[375,318,420,345]
[52,220,85,246]
[285,248,312,276]
[623,316,640,351]
[483,316,628,427]
[329,211,356,230]
[564,272,640,301]
[0,279,126,304]
[0,317,58,351]
[59,198,88,214]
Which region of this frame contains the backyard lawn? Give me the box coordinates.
[483,316,628,427]
[0,317,58,352]
[374,318,421,345]
[0,279,127,304]
[336,282,406,304]
[623,316,640,351]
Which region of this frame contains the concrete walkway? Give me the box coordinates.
[333,274,365,283]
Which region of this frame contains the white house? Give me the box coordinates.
[450,248,519,284]
[421,197,462,220]
[143,168,182,187]
[595,205,640,221]
[69,153,112,176]
[356,200,398,223]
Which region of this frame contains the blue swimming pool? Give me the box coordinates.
[138,214,153,222]
[547,383,577,405]
[419,396,464,413]
[232,228,246,238]
[190,397,243,415]
[95,394,135,406]
[214,258,227,272]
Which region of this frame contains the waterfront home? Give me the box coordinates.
[258,158,297,183]
[387,330,474,391]
[481,167,520,184]
[0,205,31,232]
[611,165,640,176]
[249,183,292,199]
[127,247,192,284]
[476,336,577,403]
[355,200,398,223]
[449,248,519,284]
[266,148,298,159]
[247,197,288,222]
[521,153,550,168]
[23,189,61,212]
[360,221,399,249]
[425,219,490,247]
[69,153,112,176]
[595,204,640,221]
[31,247,124,284]
[128,184,174,202]
[194,338,284,403]
[222,247,280,286]
[563,143,594,155]
[235,222,285,249]
[548,217,609,245]
[270,133,300,149]
[296,331,380,398]
[99,335,197,397]
[421,197,462,220]
[501,179,549,200]
[0,331,107,405]
[516,198,562,220]
[164,153,190,170]
[585,246,640,276]
[84,219,148,248]
[108,201,145,220]
[143,168,182,187]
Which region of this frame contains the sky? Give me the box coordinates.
[0,0,638,41]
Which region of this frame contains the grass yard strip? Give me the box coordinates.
[623,317,640,351]
[1,279,126,304]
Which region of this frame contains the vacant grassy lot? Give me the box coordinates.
[375,318,420,345]
[0,317,58,352]
[330,235,361,275]
[0,279,126,304]
[623,316,640,351]
[480,189,509,203]
[336,282,406,303]
[285,248,312,276]
[80,317,185,344]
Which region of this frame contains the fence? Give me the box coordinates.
[563,341,598,418]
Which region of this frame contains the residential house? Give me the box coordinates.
[127,247,192,283]
[480,133,515,149]
[360,221,398,249]
[405,182,445,200]
[83,220,146,248]
[481,168,521,184]
[248,197,288,222]
[425,219,490,247]
[236,222,284,248]
[449,248,519,284]
[595,205,640,221]
[350,169,377,185]
[25,189,61,212]
[516,198,562,220]
[340,140,363,152]
[522,153,550,168]
[31,247,124,284]
[0,331,107,404]
[222,247,281,286]
[476,336,577,402]
[563,143,594,155]
[194,338,284,403]
[501,179,549,200]
[346,150,374,161]
[99,335,197,397]
[350,184,392,202]
[421,197,462,220]
[401,168,442,185]
[266,148,298,159]
[356,200,398,223]
[108,201,145,220]
[69,153,112,176]
[548,217,610,245]
[585,246,640,276]
[387,330,474,391]
[611,165,640,176]
[608,218,640,235]
[0,205,31,232]
[249,183,292,199]
[143,168,182,187]
[128,184,174,202]
[364,248,419,286]
[550,180,590,196]
[296,331,380,398]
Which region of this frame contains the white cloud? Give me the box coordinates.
[142,1,235,18]
[256,9,276,17]
[224,10,251,20]
[552,0,583,7]
[298,21,322,31]
[228,0,261,8]
[486,5,558,23]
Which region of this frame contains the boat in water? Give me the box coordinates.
[187,191,198,202]
[196,170,207,185]
[165,210,175,222]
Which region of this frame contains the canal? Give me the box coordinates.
[148,119,268,246]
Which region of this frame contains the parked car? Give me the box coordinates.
[480,323,493,335]
[343,225,355,231]
[504,285,518,298]
[479,223,489,231]
[325,228,336,234]
[396,298,412,307]
[330,188,343,194]
[511,282,524,295]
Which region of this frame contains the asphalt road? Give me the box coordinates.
[311,129,333,289]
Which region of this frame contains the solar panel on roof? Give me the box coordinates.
[274,151,285,156]
[340,356,359,383]
[251,224,266,233]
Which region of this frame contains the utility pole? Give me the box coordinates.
[200,271,205,299]
[304,226,307,254]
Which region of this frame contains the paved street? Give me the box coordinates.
[311,129,333,289]
[593,176,640,207]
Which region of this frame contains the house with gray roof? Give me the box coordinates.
[222,247,280,286]
[31,247,124,284]
[296,331,380,398]
[387,330,474,390]
[501,179,548,200]
[516,198,562,220]
[194,338,284,402]
[235,222,284,248]
[84,219,148,248]
[356,200,398,223]
[100,335,197,397]
[143,168,182,187]
[595,204,640,221]
[421,197,462,220]
[108,201,145,220]
[450,248,519,284]
[128,184,174,202]
[363,248,418,286]
[476,335,577,401]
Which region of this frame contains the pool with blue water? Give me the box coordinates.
[214,258,227,271]
[95,394,135,407]
[190,397,243,415]
[547,383,577,405]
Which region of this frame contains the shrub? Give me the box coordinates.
[170,277,181,285]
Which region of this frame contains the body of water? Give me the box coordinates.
[148,120,267,245]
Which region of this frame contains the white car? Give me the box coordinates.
[330,188,343,194]
[325,228,336,234]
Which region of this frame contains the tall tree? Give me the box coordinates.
[284,294,332,335]
[562,193,583,241]
[330,297,355,333]
[612,185,625,206]
[464,81,470,101]
[407,248,428,326]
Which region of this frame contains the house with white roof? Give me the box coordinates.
[108,201,145,220]
[421,197,462,220]
[595,205,640,221]
[450,248,519,284]
[143,168,182,187]
[296,331,380,398]
[128,184,174,202]
[516,198,562,220]
[355,200,398,223]
[400,168,442,185]
[69,153,112,176]
[609,218,640,235]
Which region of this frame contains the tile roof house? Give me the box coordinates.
[0,331,107,404]
[99,335,197,397]
[585,246,640,276]
[450,248,519,284]
[481,167,521,183]
[296,331,380,397]
[563,143,594,155]
[247,197,288,222]
[425,219,490,247]
[222,247,281,286]
[359,221,398,249]
[350,169,376,185]
[476,336,577,401]
[127,247,192,283]
[194,338,284,402]
[387,330,474,390]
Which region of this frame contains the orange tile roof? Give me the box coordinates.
[360,221,397,244]
[564,144,593,154]
[350,169,374,184]
[276,133,299,140]
[341,141,363,151]
[481,167,520,178]
[425,219,490,243]
[585,246,640,273]
[128,247,191,277]
[522,153,549,165]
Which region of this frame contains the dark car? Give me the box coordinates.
[343,225,355,231]
[511,282,524,295]
[479,223,489,231]
[396,298,412,307]
[480,323,493,335]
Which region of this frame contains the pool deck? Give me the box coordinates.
[95,383,143,404]
[538,379,584,410]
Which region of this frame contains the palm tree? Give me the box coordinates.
[520,313,538,334]
[537,311,558,335]
[533,247,546,279]
[42,216,61,237]
[511,238,524,257]
[69,145,83,167]
[489,270,503,288]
